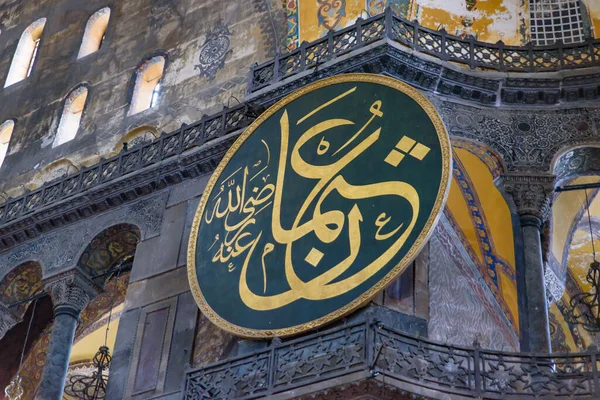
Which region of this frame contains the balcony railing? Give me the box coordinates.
[249,8,600,92]
[0,104,255,226]
[184,320,600,399]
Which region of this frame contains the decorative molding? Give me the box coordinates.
[501,174,556,221]
[250,36,600,109]
[43,269,102,315]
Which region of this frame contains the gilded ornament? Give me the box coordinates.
[188,73,451,337]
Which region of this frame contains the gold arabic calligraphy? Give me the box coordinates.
[204,87,420,311]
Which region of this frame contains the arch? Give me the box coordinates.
[548,185,600,352]
[54,85,89,147]
[0,261,47,393]
[549,146,600,278]
[0,120,15,168]
[129,56,166,115]
[585,0,600,38]
[451,137,507,179]
[27,158,78,190]
[78,7,111,59]
[112,125,159,153]
[11,270,131,398]
[546,145,600,352]
[5,18,46,87]
[0,295,53,397]
[76,223,141,281]
[0,261,43,319]
[2,224,141,397]
[436,139,519,349]
[552,146,600,185]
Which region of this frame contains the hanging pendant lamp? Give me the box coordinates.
[568,189,600,333]
[64,263,125,399]
[5,298,38,400]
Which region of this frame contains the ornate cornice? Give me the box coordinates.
[43,269,102,317]
[501,173,556,222]
[0,302,19,339]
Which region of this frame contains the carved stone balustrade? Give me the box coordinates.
[184,320,600,399]
[249,7,600,93]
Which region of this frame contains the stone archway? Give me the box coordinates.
[3,224,142,399]
[546,146,600,352]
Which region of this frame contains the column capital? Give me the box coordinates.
[0,302,20,339]
[43,269,102,318]
[501,173,556,223]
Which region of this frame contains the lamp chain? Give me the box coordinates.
[18,298,38,374]
[585,188,597,261]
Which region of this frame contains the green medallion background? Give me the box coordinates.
[188,74,451,337]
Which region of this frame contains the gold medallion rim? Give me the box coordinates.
[187,73,452,338]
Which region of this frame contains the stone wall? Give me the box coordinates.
[0,0,285,198]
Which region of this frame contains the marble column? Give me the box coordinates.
[0,302,19,340]
[503,173,555,354]
[36,270,100,400]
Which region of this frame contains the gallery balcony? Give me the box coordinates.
[249,7,600,93]
[184,319,600,399]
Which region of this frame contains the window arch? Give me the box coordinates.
[129,56,165,115]
[54,86,88,147]
[78,7,111,59]
[0,120,15,167]
[5,18,46,87]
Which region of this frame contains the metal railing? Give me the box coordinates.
[249,8,600,92]
[0,104,256,225]
[3,9,600,233]
[184,320,600,399]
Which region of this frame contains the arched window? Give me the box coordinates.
[78,7,111,59]
[54,86,88,147]
[5,18,46,87]
[129,56,165,115]
[0,120,14,167]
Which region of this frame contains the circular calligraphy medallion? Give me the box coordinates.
[188,74,451,337]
